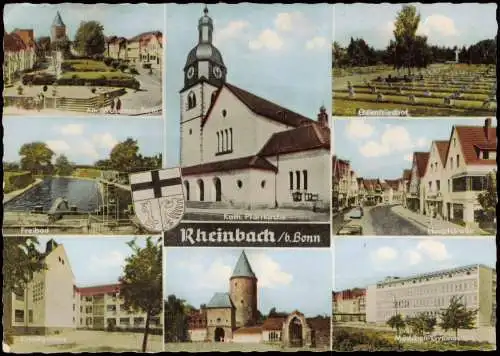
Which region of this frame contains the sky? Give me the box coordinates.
[333,118,494,179]
[33,236,160,287]
[3,117,164,165]
[334,237,496,291]
[334,3,497,49]
[164,248,332,317]
[3,3,165,40]
[165,4,332,167]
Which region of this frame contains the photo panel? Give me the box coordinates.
[333,237,496,351]
[332,3,497,117]
[332,117,497,236]
[3,117,164,235]
[164,247,332,352]
[164,3,333,248]
[3,3,164,117]
[2,235,164,352]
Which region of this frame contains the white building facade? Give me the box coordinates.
[179,8,330,211]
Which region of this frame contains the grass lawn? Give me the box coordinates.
[63,60,110,71]
[4,171,33,193]
[60,71,132,80]
[402,342,495,351]
[72,168,102,179]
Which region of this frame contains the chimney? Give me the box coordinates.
[317,105,328,127]
[484,118,492,140]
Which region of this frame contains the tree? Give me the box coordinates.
[3,162,20,172]
[477,171,497,223]
[387,314,405,337]
[439,295,478,345]
[74,21,106,57]
[109,138,140,172]
[19,142,55,175]
[54,154,74,176]
[393,5,421,75]
[36,36,51,58]
[406,313,436,337]
[94,159,111,170]
[164,295,189,343]
[119,237,162,352]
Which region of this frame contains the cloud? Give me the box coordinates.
[371,246,398,264]
[403,153,413,162]
[359,124,424,158]
[274,12,308,32]
[417,15,459,38]
[346,120,375,140]
[77,140,100,160]
[248,252,293,288]
[92,133,118,150]
[405,250,422,266]
[214,20,250,46]
[88,250,125,271]
[46,140,70,153]
[416,240,451,261]
[305,36,328,50]
[195,259,233,290]
[58,124,85,136]
[249,29,284,51]
[416,137,428,148]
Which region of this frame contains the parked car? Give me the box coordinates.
[337,224,363,235]
[346,206,363,219]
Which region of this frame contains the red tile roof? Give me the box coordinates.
[384,179,401,190]
[13,29,35,48]
[181,155,277,176]
[262,316,287,330]
[454,124,497,165]
[128,30,162,43]
[334,288,366,301]
[434,140,450,165]
[363,179,381,191]
[203,83,313,128]
[233,326,263,334]
[259,123,330,156]
[413,152,430,178]
[4,32,27,51]
[77,283,120,296]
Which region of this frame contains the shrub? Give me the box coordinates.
[118,63,128,72]
[71,74,79,79]
[56,76,140,90]
[142,62,152,69]
[111,60,120,69]
[91,87,97,94]
[103,57,113,66]
[43,85,48,92]
[130,67,139,75]
[22,73,56,86]
[17,85,23,95]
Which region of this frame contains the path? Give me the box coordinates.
[3,178,43,204]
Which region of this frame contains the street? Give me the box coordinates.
[118,67,163,114]
[334,204,427,236]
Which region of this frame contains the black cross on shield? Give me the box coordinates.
[130,168,185,232]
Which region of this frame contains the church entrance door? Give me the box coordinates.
[214,327,225,342]
[213,177,222,202]
[289,317,303,347]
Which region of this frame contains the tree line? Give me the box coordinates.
[333,5,497,73]
[3,137,161,177]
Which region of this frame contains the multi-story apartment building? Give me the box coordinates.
[357,177,366,203]
[332,156,351,210]
[3,240,77,335]
[443,118,496,226]
[125,31,163,70]
[362,179,383,205]
[333,289,366,322]
[3,240,163,336]
[366,264,496,328]
[77,284,163,332]
[348,170,360,206]
[384,179,404,204]
[3,30,37,85]
[422,140,449,219]
[407,152,430,213]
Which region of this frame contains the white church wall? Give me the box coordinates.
[233,332,263,343]
[202,88,289,163]
[189,328,207,342]
[267,149,330,210]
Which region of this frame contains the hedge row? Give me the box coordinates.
[4,172,34,193]
[56,77,140,90]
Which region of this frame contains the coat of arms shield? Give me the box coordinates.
[130,168,185,232]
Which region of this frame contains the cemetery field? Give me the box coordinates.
[332,64,496,116]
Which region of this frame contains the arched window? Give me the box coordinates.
[225,129,229,152]
[221,130,225,151]
[216,132,220,153]
[295,171,301,190]
[188,92,196,109]
[289,172,293,190]
[303,170,308,190]
[229,128,233,151]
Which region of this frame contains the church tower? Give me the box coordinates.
[229,251,258,328]
[180,6,227,167]
[51,11,67,42]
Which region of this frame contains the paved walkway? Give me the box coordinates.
[3,178,43,204]
[391,205,487,235]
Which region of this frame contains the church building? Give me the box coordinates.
[179,7,331,212]
[186,251,330,349]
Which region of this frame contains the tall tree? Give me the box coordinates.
[439,295,478,345]
[119,237,162,352]
[54,154,74,176]
[109,138,140,172]
[477,171,497,223]
[387,314,405,337]
[164,295,189,343]
[406,313,436,337]
[19,142,55,175]
[393,5,421,75]
[74,21,106,57]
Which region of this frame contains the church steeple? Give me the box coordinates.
[198,5,213,44]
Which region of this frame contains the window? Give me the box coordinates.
[29,310,33,323]
[133,317,145,326]
[216,132,220,152]
[295,171,300,190]
[229,128,233,151]
[237,180,242,189]
[120,317,130,326]
[261,180,266,188]
[107,305,117,312]
[428,181,431,190]
[216,129,233,155]
[15,292,24,301]
[211,91,217,105]
[225,129,229,151]
[450,157,453,169]
[222,109,227,117]
[453,138,456,147]
[456,155,459,167]
[303,170,308,190]
[289,172,293,190]
[15,310,24,323]
[189,128,192,135]
[484,151,490,159]
[187,92,196,110]
[471,176,486,191]
[436,180,440,191]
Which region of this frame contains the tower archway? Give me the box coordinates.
[214,327,225,342]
